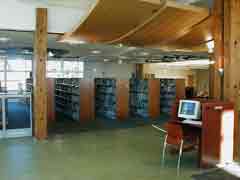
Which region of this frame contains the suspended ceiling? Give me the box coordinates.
[0,30,209,66]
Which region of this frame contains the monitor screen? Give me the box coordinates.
[180,102,196,116]
[178,100,201,120]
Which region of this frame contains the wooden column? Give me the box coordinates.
[176,79,186,100]
[33,8,48,140]
[136,64,144,79]
[223,0,240,160]
[209,0,224,100]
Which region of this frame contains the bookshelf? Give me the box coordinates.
[129,79,160,119]
[160,79,185,114]
[95,78,117,119]
[55,78,80,121]
[95,78,129,120]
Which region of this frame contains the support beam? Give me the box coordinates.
[209,0,224,100]
[136,64,144,79]
[223,0,240,160]
[33,8,48,140]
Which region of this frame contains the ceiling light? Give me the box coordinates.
[104,59,109,62]
[118,59,123,64]
[0,37,10,43]
[209,61,215,65]
[59,39,86,45]
[128,46,137,50]
[119,56,128,59]
[207,41,214,53]
[22,49,32,55]
[91,50,101,54]
[118,43,123,47]
[48,51,54,57]
[140,52,150,56]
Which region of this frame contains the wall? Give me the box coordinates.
[195,69,209,95]
[84,62,135,79]
[143,63,196,86]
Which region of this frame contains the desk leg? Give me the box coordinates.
[198,134,202,168]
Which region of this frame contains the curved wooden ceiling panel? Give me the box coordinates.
[113,1,209,46]
[62,0,166,43]
[148,15,213,51]
[61,0,211,52]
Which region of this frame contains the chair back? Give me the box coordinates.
[166,122,184,145]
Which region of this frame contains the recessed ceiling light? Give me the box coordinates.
[0,37,10,43]
[48,51,54,57]
[128,46,137,50]
[104,59,109,62]
[59,39,86,45]
[22,49,32,55]
[119,56,128,59]
[140,52,150,56]
[91,50,101,54]
[119,43,123,47]
[118,59,123,64]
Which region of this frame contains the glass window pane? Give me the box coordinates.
[7,59,25,71]
[7,72,29,81]
[47,60,62,72]
[0,59,4,71]
[63,61,84,72]
[25,60,32,71]
[7,81,26,91]
[47,72,63,78]
[0,72,4,81]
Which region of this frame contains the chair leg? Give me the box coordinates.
[162,135,168,167]
[177,140,184,175]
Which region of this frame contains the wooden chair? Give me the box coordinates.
[153,122,197,175]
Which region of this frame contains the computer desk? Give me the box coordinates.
[169,100,236,168]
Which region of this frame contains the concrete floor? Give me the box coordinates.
[0,126,201,180]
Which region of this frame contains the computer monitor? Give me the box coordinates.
[178,100,201,120]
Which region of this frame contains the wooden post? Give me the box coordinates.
[33,8,48,140]
[136,64,144,79]
[209,0,224,100]
[223,0,240,160]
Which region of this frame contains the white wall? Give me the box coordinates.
[0,0,89,33]
[144,64,196,79]
[195,69,209,94]
[84,62,135,79]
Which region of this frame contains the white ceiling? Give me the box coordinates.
[19,0,97,9]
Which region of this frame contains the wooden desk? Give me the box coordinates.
[169,100,236,168]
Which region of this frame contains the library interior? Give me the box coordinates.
[0,0,240,180]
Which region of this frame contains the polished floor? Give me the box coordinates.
[0,126,201,180]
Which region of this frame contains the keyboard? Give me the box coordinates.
[182,119,202,126]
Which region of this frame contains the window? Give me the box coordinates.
[47,60,84,78]
[6,58,32,91]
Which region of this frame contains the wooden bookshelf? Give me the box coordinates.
[129,79,160,119]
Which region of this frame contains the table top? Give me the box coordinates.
[171,120,202,129]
